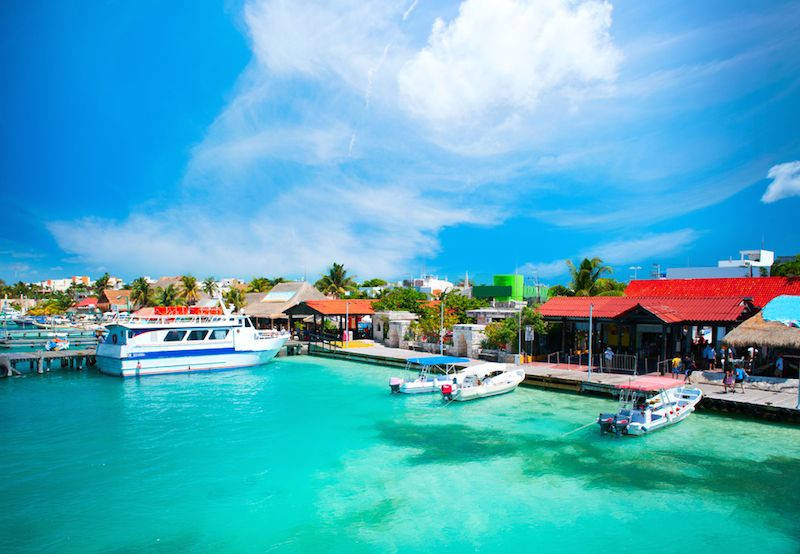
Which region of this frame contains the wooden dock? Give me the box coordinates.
[0,349,96,376]
[307,342,800,423]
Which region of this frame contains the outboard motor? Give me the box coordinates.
[441,383,453,400]
[598,413,629,437]
[389,377,403,393]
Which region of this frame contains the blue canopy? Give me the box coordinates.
[762,295,800,327]
[407,356,471,366]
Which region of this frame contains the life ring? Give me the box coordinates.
[112,334,118,344]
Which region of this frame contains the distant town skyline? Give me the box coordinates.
[2,1,799,284]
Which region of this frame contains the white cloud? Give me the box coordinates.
[398,0,621,127]
[761,161,800,203]
[519,229,699,280]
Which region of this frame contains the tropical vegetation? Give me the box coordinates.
[223,287,247,312]
[771,254,800,277]
[248,277,285,293]
[547,257,626,296]
[481,306,550,352]
[179,275,200,305]
[315,263,357,298]
[130,277,152,308]
[202,277,219,298]
[93,272,111,297]
[154,284,183,307]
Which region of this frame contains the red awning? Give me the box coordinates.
[618,376,682,391]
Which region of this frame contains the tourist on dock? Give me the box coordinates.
[603,346,614,367]
[723,366,735,394]
[683,355,696,384]
[775,354,784,378]
[671,355,683,379]
[733,363,747,393]
[747,346,759,372]
[703,343,716,371]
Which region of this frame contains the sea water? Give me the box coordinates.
[0,357,798,553]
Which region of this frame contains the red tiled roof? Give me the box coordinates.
[302,299,376,315]
[75,297,98,307]
[537,296,638,319]
[636,296,748,323]
[537,295,748,323]
[625,277,800,308]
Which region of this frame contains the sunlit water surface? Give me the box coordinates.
[1,357,798,552]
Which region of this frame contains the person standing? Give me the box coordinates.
[775,354,784,378]
[703,343,716,371]
[723,366,735,394]
[683,355,696,384]
[671,355,683,380]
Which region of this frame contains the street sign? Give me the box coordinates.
[524,325,534,342]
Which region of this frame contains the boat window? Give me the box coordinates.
[209,329,229,340]
[244,318,252,328]
[127,330,134,339]
[164,330,187,342]
[187,329,209,341]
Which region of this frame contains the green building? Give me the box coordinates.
[472,275,549,303]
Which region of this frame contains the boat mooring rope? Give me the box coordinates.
[561,420,597,437]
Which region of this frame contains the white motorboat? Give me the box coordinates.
[389,356,471,394]
[96,312,289,377]
[440,365,525,402]
[598,377,703,437]
[45,334,70,351]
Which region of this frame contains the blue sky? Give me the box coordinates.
[2,0,799,286]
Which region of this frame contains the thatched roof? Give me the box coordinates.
[724,313,800,349]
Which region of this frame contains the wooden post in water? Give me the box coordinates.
[37,355,44,374]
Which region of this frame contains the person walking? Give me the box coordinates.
[683,355,696,384]
[733,363,747,393]
[775,354,784,378]
[671,355,683,380]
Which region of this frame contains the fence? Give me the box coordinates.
[599,353,638,375]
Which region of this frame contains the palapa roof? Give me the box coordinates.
[100,289,132,307]
[625,277,800,308]
[244,282,326,319]
[723,313,800,350]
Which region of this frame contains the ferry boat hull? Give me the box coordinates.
[97,343,285,377]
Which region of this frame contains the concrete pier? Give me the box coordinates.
[1,349,96,377]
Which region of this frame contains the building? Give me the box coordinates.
[666,249,775,279]
[403,275,453,297]
[97,289,132,313]
[243,281,326,329]
[284,299,376,339]
[471,274,549,303]
[39,276,92,292]
[624,276,800,308]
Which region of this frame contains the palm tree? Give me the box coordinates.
[130,277,152,308]
[202,277,219,298]
[154,284,182,307]
[248,277,272,293]
[223,287,246,312]
[566,257,613,296]
[93,272,111,297]
[315,263,357,298]
[179,275,200,305]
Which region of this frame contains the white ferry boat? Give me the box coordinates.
[96,313,289,377]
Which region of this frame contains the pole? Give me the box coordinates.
[439,296,444,355]
[587,303,594,381]
[518,309,522,362]
[345,301,349,345]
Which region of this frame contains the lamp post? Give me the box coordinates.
[345,301,349,345]
[587,303,594,381]
[629,266,642,280]
[439,296,444,355]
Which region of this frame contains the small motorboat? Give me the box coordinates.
[45,334,70,351]
[440,366,525,402]
[598,378,703,437]
[389,356,472,394]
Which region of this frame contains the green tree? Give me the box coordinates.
[372,287,428,313]
[130,277,152,308]
[179,275,200,305]
[361,278,388,288]
[248,277,273,293]
[154,284,183,307]
[482,319,518,351]
[315,263,357,298]
[593,277,626,296]
[409,304,457,344]
[202,277,219,298]
[437,291,488,324]
[771,254,800,277]
[223,287,247,312]
[548,284,574,297]
[566,257,613,296]
[93,273,111,297]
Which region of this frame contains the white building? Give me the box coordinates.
[666,249,775,279]
[403,275,453,297]
[39,276,92,292]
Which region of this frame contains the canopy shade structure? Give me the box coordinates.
[617,376,683,391]
[407,356,471,366]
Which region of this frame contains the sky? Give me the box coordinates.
[1,0,799,287]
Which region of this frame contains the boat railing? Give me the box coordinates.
[114,314,239,326]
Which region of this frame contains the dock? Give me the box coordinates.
[307,342,800,423]
[0,349,96,376]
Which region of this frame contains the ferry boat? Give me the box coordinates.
[96,312,289,377]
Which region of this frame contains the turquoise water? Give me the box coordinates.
[1,357,799,553]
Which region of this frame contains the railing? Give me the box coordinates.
[306,332,343,352]
[656,359,672,376]
[599,353,638,375]
[547,352,561,365]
